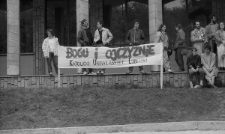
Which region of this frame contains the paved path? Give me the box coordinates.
[91,131,225,134]
[1,121,225,134]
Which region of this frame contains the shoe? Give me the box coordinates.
[194,85,202,89]
[96,71,100,75]
[177,68,185,72]
[140,70,146,74]
[126,70,132,74]
[167,69,173,72]
[100,70,105,75]
[83,71,88,75]
[49,72,53,76]
[89,72,97,75]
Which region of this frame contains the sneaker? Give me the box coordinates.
[83,71,88,75]
[100,70,105,75]
[96,71,100,75]
[167,69,173,72]
[89,72,97,75]
[140,70,146,74]
[126,70,132,74]
[49,72,53,76]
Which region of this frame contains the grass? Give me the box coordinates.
[0,86,225,130]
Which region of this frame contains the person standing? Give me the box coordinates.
[154,24,173,72]
[77,19,95,75]
[205,15,219,54]
[174,24,186,72]
[215,22,225,70]
[94,21,113,75]
[126,21,146,74]
[187,47,204,88]
[191,21,207,55]
[201,45,218,88]
[42,29,60,76]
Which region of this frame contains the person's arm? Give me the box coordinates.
[190,30,197,43]
[106,29,113,43]
[209,53,216,69]
[203,28,208,43]
[154,32,161,43]
[175,30,185,47]
[42,39,48,58]
[215,31,223,44]
[54,38,60,56]
[126,30,131,44]
[77,30,85,46]
[141,30,145,44]
[201,54,210,71]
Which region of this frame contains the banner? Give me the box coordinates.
[58,43,163,68]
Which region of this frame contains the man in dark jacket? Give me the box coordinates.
[175,24,186,72]
[126,21,146,74]
[187,47,204,88]
[77,19,95,75]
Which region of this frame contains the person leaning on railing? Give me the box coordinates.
[93,21,113,75]
[77,19,95,75]
[126,20,146,74]
[154,24,173,72]
[42,29,63,76]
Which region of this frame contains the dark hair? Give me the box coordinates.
[157,24,166,31]
[133,20,140,25]
[204,44,211,51]
[97,21,103,26]
[218,22,224,30]
[46,29,55,36]
[175,23,182,30]
[209,14,216,20]
[194,21,200,26]
[192,47,197,52]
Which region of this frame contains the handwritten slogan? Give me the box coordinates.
[58,43,163,68]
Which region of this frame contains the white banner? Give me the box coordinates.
[58,43,163,68]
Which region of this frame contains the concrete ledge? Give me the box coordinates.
[1,121,225,134]
[0,72,225,88]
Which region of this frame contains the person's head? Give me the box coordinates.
[158,24,166,32]
[133,20,140,29]
[194,21,201,29]
[81,19,88,27]
[192,47,198,56]
[204,44,211,54]
[210,14,217,24]
[46,29,54,37]
[97,21,103,29]
[175,23,182,31]
[219,22,225,30]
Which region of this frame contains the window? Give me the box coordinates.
[46,0,76,46]
[0,0,6,54]
[20,0,33,53]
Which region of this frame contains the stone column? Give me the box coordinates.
[149,0,163,71]
[76,0,89,74]
[149,0,163,43]
[7,0,20,75]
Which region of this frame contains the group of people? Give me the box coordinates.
[42,15,225,88]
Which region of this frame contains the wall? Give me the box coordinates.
[1,72,225,89]
[0,55,34,76]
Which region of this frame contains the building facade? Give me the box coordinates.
[0,0,224,76]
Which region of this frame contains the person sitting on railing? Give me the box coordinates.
[201,45,218,88]
[126,20,146,74]
[187,47,204,88]
[77,19,95,75]
[94,21,113,75]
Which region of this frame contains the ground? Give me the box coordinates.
[0,86,225,130]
